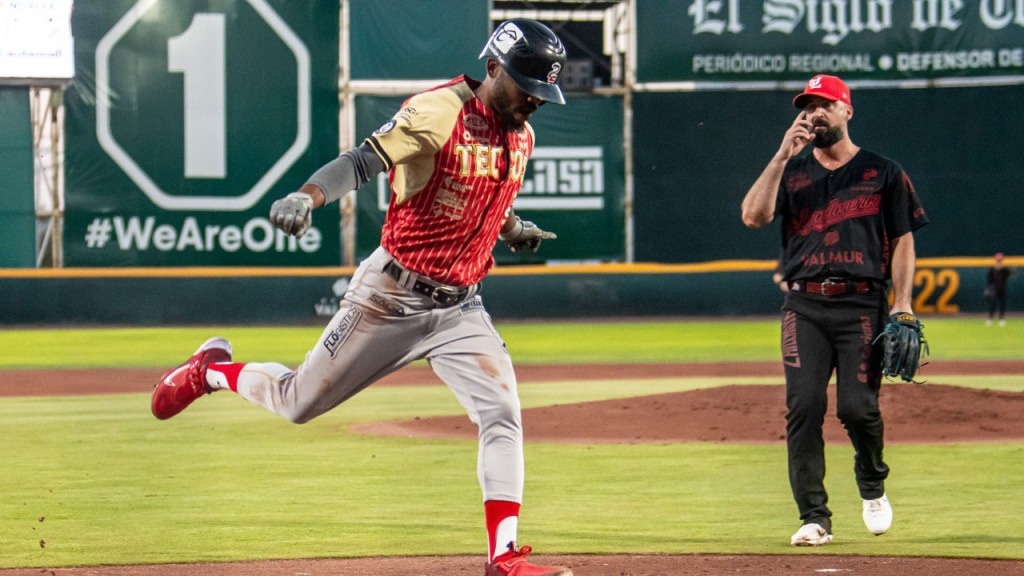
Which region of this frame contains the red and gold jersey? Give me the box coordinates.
[364,75,533,287]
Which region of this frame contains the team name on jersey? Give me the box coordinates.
[790,195,882,237]
[453,144,529,182]
[801,250,865,266]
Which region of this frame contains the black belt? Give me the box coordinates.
[789,278,880,297]
[383,260,470,307]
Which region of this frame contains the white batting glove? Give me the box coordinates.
[499,217,557,254]
[270,192,314,238]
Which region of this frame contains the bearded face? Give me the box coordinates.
[489,67,539,130]
[803,99,849,149]
[811,123,845,148]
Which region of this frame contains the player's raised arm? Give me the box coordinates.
[741,111,814,228]
[269,144,386,238]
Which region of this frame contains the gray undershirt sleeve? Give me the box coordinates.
[305,143,386,205]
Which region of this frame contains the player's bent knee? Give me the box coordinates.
[477,404,523,440]
[280,402,323,425]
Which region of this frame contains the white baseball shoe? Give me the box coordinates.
[863,493,893,535]
[790,522,833,546]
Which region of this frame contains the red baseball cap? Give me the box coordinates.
[793,74,852,109]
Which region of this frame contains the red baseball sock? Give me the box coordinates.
[206,362,244,392]
[485,500,521,560]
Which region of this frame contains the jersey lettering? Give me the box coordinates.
[508,149,529,183]
[454,144,503,179]
[789,195,882,237]
[801,250,865,266]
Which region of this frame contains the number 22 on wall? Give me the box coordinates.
[888,268,960,314]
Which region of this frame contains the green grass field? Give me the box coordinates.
[0,317,1021,568]
[1,316,1019,368]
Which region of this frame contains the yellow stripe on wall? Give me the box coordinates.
[0,256,1017,280]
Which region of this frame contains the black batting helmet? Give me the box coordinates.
[479,18,567,105]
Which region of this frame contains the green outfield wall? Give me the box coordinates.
[633,83,1024,263]
[3,1,1022,271]
[1,258,1016,325]
[0,87,35,268]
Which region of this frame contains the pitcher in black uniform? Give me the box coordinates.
[741,75,929,546]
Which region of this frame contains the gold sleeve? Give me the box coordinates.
[363,83,471,204]
[364,86,465,169]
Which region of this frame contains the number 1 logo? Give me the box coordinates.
[168,13,226,179]
[96,0,311,211]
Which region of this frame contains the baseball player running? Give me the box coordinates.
[152,19,572,576]
[741,75,929,546]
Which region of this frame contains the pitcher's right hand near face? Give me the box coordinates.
[270,192,314,237]
[777,111,815,162]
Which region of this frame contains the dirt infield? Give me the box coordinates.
[3,359,1023,576]
[3,554,1024,576]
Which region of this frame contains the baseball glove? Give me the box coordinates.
[874,312,929,382]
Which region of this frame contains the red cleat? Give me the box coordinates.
[151,337,232,420]
[486,545,573,576]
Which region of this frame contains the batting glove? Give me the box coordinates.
[499,217,557,254]
[270,192,314,238]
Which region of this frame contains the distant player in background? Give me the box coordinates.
[985,252,1012,326]
[152,19,572,576]
[741,74,929,546]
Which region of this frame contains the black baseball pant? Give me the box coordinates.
[780,290,891,531]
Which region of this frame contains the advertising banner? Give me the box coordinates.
[0,0,74,84]
[63,0,340,266]
[638,0,1024,83]
[352,93,626,264]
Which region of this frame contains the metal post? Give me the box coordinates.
[622,1,635,263]
[50,88,64,267]
[339,0,356,266]
[30,86,66,268]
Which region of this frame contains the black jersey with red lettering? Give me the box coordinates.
[775,148,929,282]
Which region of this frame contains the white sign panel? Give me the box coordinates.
[0,0,75,83]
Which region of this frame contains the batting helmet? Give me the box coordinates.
[479,18,567,105]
